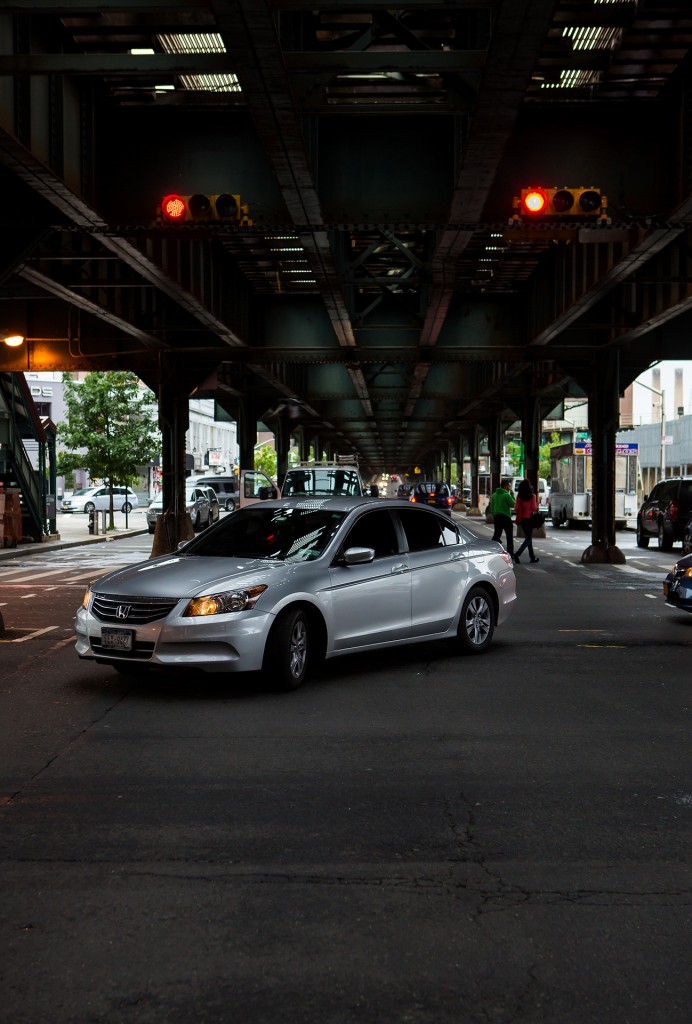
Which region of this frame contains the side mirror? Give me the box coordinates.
[342,546,376,565]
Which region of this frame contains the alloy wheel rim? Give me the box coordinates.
[465,596,491,645]
[289,619,307,677]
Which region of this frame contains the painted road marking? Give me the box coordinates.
[0,626,58,643]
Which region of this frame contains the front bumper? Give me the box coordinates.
[75,602,275,673]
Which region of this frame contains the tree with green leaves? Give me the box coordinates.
[57,371,161,528]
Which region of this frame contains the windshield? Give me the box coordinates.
[72,488,96,497]
[283,468,362,497]
[185,505,347,561]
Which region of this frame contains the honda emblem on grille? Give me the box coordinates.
[116,604,131,620]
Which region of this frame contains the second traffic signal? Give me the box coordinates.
[517,187,607,219]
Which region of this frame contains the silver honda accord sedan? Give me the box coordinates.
[75,497,516,690]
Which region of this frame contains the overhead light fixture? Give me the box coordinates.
[3,332,25,347]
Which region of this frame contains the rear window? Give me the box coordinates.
[679,480,692,508]
[397,508,458,551]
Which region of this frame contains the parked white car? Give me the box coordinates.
[61,486,139,514]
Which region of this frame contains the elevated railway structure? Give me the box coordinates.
[1,0,691,556]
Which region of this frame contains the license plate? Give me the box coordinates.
[101,627,134,651]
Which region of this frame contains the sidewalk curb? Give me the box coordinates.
[0,528,150,562]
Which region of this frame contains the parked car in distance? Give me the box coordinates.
[146,486,211,534]
[188,475,238,512]
[410,481,455,515]
[75,497,517,690]
[683,518,692,557]
[636,476,692,550]
[61,486,138,514]
[202,486,220,524]
[663,551,692,612]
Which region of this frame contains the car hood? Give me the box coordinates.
[90,554,288,598]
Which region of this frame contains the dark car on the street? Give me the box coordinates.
[396,484,412,499]
[636,476,692,550]
[202,485,221,524]
[410,481,455,515]
[663,552,692,612]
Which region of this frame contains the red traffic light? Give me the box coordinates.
[522,188,547,214]
[516,186,606,220]
[161,194,187,221]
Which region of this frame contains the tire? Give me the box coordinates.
[658,520,673,551]
[84,501,95,514]
[121,502,132,514]
[148,525,155,535]
[682,531,692,557]
[193,511,200,531]
[263,607,310,690]
[636,520,650,548]
[456,586,495,655]
[225,498,236,512]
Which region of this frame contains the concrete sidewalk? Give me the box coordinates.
[0,509,150,561]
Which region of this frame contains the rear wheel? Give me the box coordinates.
[121,501,133,513]
[225,498,236,512]
[263,607,310,690]
[456,587,495,655]
[658,520,673,551]
[636,520,650,548]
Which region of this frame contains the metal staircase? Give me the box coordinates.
[0,372,47,540]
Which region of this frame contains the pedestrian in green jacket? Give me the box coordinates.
[490,479,515,555]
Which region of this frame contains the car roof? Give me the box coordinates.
[242,495,449,515]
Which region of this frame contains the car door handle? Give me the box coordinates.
[449,551,464,561]
[391,563,409,574]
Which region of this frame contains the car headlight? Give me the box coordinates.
[183,585,268,617]
[82,586,92,609]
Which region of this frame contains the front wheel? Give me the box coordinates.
[636,520,650,548]
[225,498,236,512]
[263,607,310,690]
[456,587,495,655]
[84,501,95,514]
[682,531,692,556]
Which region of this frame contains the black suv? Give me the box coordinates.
[636,477,692,550]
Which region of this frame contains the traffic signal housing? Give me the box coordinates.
[513,187,608,222]
[160,193,252,226]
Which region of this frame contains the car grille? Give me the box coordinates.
[91,638,156,660]
[91,595,179,624]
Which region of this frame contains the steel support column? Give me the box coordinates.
[152,355,194,555]
[582,350,625,564]
[274,413,290,491]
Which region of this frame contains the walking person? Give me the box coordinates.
[513,478,539,564]
[490,479,515,556]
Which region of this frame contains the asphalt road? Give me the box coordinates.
[1,516,690,1023]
